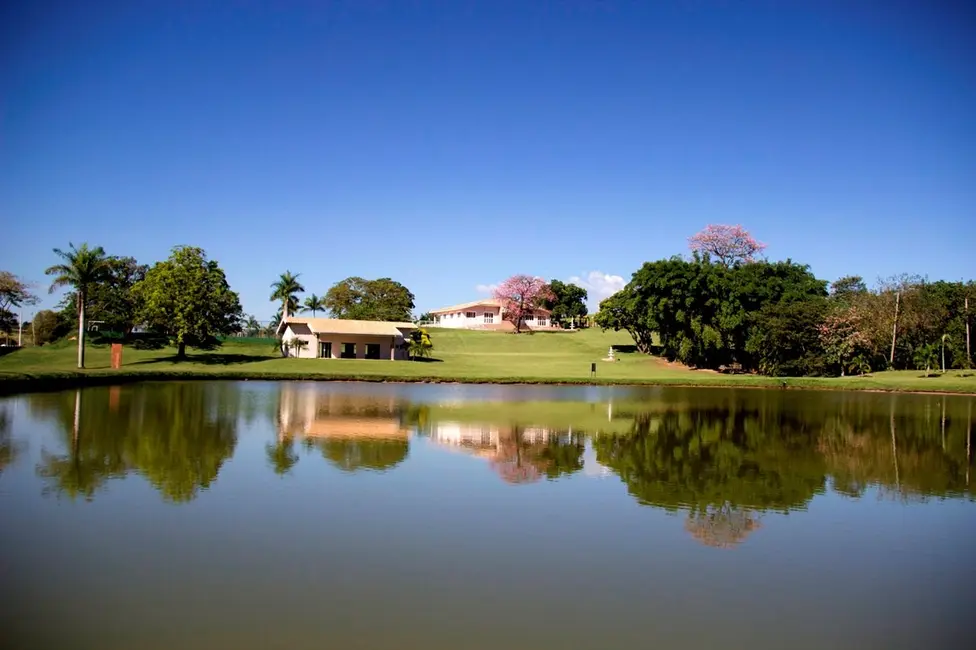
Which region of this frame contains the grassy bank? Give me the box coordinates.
[1,328,974,395]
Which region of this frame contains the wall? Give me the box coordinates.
[313,333,405,360]
[281,323,318,358]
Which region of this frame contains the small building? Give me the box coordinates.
[429,298,555,330]
[276,317,416,360]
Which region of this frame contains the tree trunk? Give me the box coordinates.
[966,297,971,368]
[77,292,86,369]
[889,291,900,368]
[177,341,186,359]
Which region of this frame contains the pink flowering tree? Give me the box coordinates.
[493,275,555,334]
[818,306,871,376]
[688,224,766,266]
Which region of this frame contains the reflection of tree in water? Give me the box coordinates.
[0,405,23,475]
[594,395,976,547]
[486,427,584,485]
[32,384,238,503]
[266,434,300,477]
[684,503,762,549]
[317,438,409,473]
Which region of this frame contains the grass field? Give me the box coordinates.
[1,327,975,395]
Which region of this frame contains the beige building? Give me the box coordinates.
[276,317,416,360]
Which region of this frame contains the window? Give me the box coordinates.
[340,343,356,359]
[466,311,477,319]
[484,312,494,324]
[536,316,547,326]
[319,342,332,358]
[365,343,381,359]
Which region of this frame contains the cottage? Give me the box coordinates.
[429,298,555,330]
[276,317,416,360]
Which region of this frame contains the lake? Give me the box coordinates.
[1,381,973,649]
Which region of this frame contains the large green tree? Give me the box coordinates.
[270,271,304,320]
[44,243,111,368]
[324,276,415,321]
[133,246,242,358]
[595,256,826,371]
[544,280,588,326]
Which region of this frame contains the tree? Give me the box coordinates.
[0,271,37,341]
[44,243,111,368]
[57,256,148,335]
[748,298,827,376]
[31,309,59,345]
[324,276,415,321]
[493,275,555,334]
[544,279,588,327]
[818,306,871,376]
[407,328,434,359]
[688,224,766,266]
[132,246,243,359]
[270,271,304,320]
[830,275,868,301]
[302,293,325,317]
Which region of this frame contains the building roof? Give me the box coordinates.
[277,317,416,337]
[430,298,504,314]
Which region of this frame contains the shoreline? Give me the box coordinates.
[2,370,975,397]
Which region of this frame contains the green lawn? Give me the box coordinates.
[1,327,975,394]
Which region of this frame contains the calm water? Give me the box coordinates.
[1,381,974,650]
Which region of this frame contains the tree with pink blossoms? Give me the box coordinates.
[688,224,766,266]
[493,275,555,334]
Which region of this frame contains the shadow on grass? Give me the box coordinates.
[129,353,275,366]
[409,357,444,363]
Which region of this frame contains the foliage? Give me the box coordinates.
[407,327,434,359]
[493,275,555,334]
[913,343,938,373]
[44,243,112,368]
[0,271,38,337]
[544,279,588,326]
[57,256,148,335]
[302,293,326,317]
[596,257,826,371]
[747,298,827,376]
[818,306,871,376]
[31,310,59,346]
[270,271,304,319]
[417,311,433,323]
[688,224,766,266]
[132,246,243,358]
[266,437,299,476]
[324,276,415,321]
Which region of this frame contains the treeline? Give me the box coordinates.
[596,226,974,376]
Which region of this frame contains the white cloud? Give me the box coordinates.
[475,283,498,294]
[568,271,626,310]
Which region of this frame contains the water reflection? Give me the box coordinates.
[12,383,976,542]
[29,383,238,502]
[276,385,412,473]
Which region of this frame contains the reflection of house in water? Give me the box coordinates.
[428,422,601,484]
[278,386,410,441]
[276,385,412,473]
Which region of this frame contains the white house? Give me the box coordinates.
[276,317,417,360]
[429,298,555,330]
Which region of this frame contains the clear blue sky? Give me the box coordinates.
[2,0,973,319]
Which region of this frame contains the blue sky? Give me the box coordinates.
[2,0,973,320]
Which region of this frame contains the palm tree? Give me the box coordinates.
[270,271,304,320]
[303,293,326,317]
[45,243,111,369]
